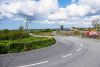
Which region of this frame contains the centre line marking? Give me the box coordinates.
[19,61,48,67]
[62,54,72,58]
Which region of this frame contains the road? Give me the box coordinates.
[0,35,100,67]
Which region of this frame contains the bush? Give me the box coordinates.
[0,43,8,54]
[0,31,29,40]
[0,37,56,54]
[73,30,80,35]
[2,29,10,33]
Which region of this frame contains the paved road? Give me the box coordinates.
[0,35,100,67]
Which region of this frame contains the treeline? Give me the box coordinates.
[30,29,55,33]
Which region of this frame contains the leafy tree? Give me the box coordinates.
[19,26,24,31]
[60,25,64,30]
[92,19,100,31]
[2,29,9,33]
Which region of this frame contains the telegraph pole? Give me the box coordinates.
[0,12,2,21]
[0,12,2,24]
[0,12,3,33]
[25,17,29,34]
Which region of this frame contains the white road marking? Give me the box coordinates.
[77,42,83,52]
[19,61,48,67]
[62,54,72,58]
[71,40,83,52]
[76,48,82,52]
[61,39,84,58]
[75,41,83,48]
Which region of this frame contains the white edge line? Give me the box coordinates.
[19,61,48,67]
[62,54,72,58]
[77,42,83,52]
[74,41,83,52]
[81,44,83,48]
[76,48,82,52]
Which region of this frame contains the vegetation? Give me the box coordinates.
[31,29,55,36]
[73,29,80,35]
[60,25,64,30]
[18,26,24,31]
[0,29,56,54]
[0,30,29,40]
[0,37,55,54]
[92,19,100,31]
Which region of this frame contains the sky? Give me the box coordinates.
[0,0,100,30]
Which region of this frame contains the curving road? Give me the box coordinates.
[0,35,100,67]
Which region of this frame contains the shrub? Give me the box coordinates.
[0,37,56,54]
[0,31,29,40]
[73,30,80,35]
[2,29,10,33]
[0,43,8,54]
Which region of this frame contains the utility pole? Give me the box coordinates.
[0,12,2,21]
[0,12,2,24]
[25,17,29,34]
[0,12,2,33]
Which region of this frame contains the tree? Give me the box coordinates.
[60,25,64,30]
[2,29,9,33]
[96,24,100,31]
[19,26,24,31]
[72,27,76,29]
[92,19,100,31]
[92,19,97,28]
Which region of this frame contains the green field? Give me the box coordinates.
[31,29,55,36]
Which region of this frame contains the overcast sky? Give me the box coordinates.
[0,0,100,29]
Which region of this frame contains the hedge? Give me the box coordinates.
[0,37,56,54]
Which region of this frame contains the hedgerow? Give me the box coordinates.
[0,37,56,54]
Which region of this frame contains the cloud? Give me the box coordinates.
[0,0,36,17]
[66,4,91,17]
[47,3,92,25]
[78,0,100,15]
[0,0,59,20]
[0,0,100,28]
[79,0,100,7]
[48,8,67,21]
[36,0,58,15]
[35,0,59,20]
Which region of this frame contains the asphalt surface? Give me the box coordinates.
[0,35,100,67]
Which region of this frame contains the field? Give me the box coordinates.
[31,29,55,36]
